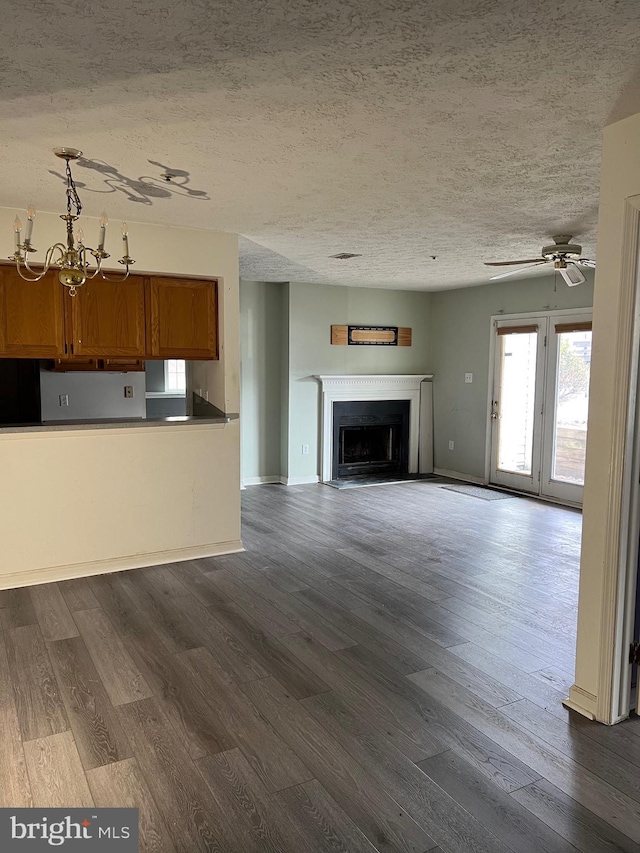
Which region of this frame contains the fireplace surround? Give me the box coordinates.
[315,374,433,483]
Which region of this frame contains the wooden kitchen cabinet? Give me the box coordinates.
[48,358,101,371]
[0,267,218,362]
[68,277,146,357]
[101,358,146,371]
[146,276,218,359]
[0,267,66,358]
[48,357,144,372]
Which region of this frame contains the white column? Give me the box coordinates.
[566,112,640,724]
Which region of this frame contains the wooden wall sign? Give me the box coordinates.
[331,325,412,346]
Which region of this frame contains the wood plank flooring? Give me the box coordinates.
[2,479,639,852]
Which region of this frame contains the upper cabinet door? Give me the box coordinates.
[70,277,146,357]
[147,277,218,359]
[0,267,66,358]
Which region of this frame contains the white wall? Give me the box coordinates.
[40,368,146,421]
[568,111,640,723]
[0,424,240,588]
[0,208,241,587]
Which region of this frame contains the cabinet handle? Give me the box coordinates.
[70,343,74,355]
[64,342,68,355]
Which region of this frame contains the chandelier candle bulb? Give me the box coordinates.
[13,216,21,250]
[25,205,35,243]
[121,221,129,257]
[98,212,108,251]
[76,228,84,245]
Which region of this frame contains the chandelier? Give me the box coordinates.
[10,147,135,296]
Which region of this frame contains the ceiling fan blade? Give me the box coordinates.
[577,258,596,268]
[484,259,545,267]
[489,262,549,281]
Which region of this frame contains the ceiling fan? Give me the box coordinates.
[485,235,596,286]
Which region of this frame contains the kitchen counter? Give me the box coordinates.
[0,395,238,434]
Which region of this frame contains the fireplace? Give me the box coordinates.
[333,400,409,479]
[315,374,434,484]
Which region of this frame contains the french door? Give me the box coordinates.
[489,312,592,504]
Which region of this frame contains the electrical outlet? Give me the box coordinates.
[59,394,69,407]
[124,385,134,398]
[465,373,473,383]
[448,440,455,451]
[302,444,310,456]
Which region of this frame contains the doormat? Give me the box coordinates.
[326,474,438,490]
[439,483,515,501]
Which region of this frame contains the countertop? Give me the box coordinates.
[0,396,238,434]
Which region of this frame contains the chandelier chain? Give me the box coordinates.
[65,157,83,218]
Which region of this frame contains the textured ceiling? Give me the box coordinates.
[2,0,640,290]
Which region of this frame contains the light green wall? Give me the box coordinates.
[239,281,287,482]
[287,282,432,481]
[429,271,595,479]
[240,273,595,486]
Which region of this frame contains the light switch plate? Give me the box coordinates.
[465,373,473,383]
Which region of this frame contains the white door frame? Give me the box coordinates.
[485,307,593,497]
[599,197,640,723]
[566,195,640,725]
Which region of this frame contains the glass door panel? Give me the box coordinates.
[490,320,546,494]
[497,331,538,475]
[552,331,591,484]
[541,320,592,503]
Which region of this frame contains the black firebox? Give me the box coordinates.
[332,400,410,480]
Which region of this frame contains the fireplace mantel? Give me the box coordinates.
[315,374,433,482]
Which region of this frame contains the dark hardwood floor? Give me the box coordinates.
[2,480,639,852]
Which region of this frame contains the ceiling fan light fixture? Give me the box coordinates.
[486,234,595,284]
[557,263,586,287]
[541,235,583,259]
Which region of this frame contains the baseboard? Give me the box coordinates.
[0,539,245,591]
[433,467,487,485]
[563,684,598,720]
[242,476,282,487]
[241,475,320,487]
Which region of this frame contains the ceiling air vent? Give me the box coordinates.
[329,253,362,260]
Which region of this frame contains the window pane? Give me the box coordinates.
[552,331,591,485]
[165,359,186,391]
[497,332,537,475]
